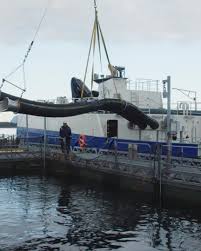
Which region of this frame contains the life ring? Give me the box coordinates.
[78,134,86,149]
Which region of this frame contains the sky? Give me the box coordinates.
[0,0,201,105]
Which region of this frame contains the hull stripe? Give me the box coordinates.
[17,127,198,158]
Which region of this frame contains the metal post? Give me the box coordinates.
[114,137,118,169]
[139,129,142,140]
[195,92,197,111]
[26,114,29,149]
[43,117,47,169]
[156,143,162,205]
[156,130,159,142]
[180,131,183,143]
[167,76,172,167]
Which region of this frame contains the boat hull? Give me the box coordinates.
[17,124,198,158]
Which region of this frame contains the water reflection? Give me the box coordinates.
[0,176,201,250]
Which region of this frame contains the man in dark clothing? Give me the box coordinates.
[59,122,72,154]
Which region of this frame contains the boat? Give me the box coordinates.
[0,1,200,158]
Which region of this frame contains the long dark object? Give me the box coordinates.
[0,93,159,130]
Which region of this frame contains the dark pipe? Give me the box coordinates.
[0,95,159,130]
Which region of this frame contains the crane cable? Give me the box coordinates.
[81,3,99,98]
[90,10,98,94]
[96,12,103,74]
[94,0,118,96]
[1,0,51,97]
[81,21,96,98]
[81,0,118,98]
[98,21,118,96]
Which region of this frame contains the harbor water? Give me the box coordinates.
[0,175,201,251]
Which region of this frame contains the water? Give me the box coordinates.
[0,176,201,251]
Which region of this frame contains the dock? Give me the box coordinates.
[1,140,201,206]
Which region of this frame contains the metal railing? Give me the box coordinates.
[2,135,201,169]
[127,79,160,92]
[0,134,20,151]
[2,135,201,187]
[0,136,43,162]
[160,144,201,168]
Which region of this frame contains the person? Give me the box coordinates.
[59,122,72,155]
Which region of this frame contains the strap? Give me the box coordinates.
[81,21,96,98]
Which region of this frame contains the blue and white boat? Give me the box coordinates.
[1,2,201,158]
[15,70,200,158]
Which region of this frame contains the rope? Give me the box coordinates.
[98,21,118,96]
[33,0,50,42]
[94,0,97,10]
[3,63,23,80]
[74,138,115,161]
[22,63,26,93]
[81,0,118,98]
[98,22,111,67]
[91,18,97,93]
[95,5,103,73]
[1,0,50,97]
[1,79,25,93]
[81,21,96,98]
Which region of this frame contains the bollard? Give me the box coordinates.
[128,144,138,160]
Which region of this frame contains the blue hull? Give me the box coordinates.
[17,127,199,158]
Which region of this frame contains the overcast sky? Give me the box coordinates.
[0,0,201,104]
